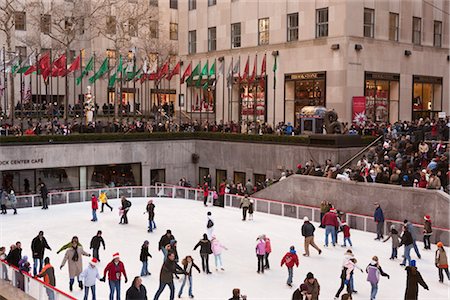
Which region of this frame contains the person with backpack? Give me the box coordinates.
[301,216,322,256]
[280,246,299,287]
[206,211,214,239]
[366,256,390,300]
[119,196,132,224]
[193,234,212,274]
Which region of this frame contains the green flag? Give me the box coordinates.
[76,56,94,85]
[126,68,141,81]
[273,55,277,88]
[195,74,202,87]
[108,72,117,87]
[202,81,209,90]
[89,58,109,84]
[117,55,123,73]
[187,62,200,84]
[201,61,208,77]
[209,61,215,77]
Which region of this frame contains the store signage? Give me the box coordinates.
[366,72,400,81]
[286,72,326,81]
[352,96,367,125]
[413,75,442,84]
[0,158,44,166]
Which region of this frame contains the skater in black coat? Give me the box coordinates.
[140,241,152,276]
[404,260,428,300]
[153,252,186,300]
[125,276,147,300]
[6,242,22,267]
[158,230,175,260]
[31,231,52,276]
[90,230,106,261]
[146,200,156,232]
[193,234,212,274]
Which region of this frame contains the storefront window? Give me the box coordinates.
[364,72,400,123]
[87,163,141,188]
[190,87,215,113]
[1,169,36,194]
[149,89,177,117]
[36,167,80,192]
[412,75,442,120]
[240,81,266,123]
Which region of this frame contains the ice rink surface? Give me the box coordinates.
[0,197,448,300]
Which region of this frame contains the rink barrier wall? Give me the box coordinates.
[10,184,450,245]
[0,259,76,300]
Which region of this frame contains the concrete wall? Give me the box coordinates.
[253,174,450,242]
[0,140,361,187]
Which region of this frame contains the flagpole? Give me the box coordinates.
[93,52,97,124]
[179,61,182,128]
[46,50,51,123]
[2,46,6,118]
[133,53,136,120]
[229,56,232,124]
[221,57,225,129]
[79,50,84,127]
[19,67,23,130]
[246,55,249,133]
[254,53,258,124]
[35,52,39,119]
[273,53,277,129]
[64,50,68,122]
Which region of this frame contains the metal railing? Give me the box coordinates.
[0,259,76,300]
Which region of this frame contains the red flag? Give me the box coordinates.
[24,65,36,76]
[39,52,51,81]
[68,55,81,73]
[157,60,169,80]
[249,56,257,84]
[261,54,266,75]
[181,62,192,84]
[148,73,157,81]
[51,54,67,77]
[139,73,147,84]
[240,56,249,82]
[167,61,180,80]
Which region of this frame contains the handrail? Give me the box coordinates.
[339,134,384,169]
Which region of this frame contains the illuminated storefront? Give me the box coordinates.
[364,72,400,123]
[239,78,267,123]
[412,75,443,120]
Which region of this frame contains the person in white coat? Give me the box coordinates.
[80,257,100,300]
[206,211,214,240]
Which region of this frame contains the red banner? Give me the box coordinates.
[352,96,366,124]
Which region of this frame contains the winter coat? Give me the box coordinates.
[80,265,100,287]
[0,191,7,205]
[91,196,98,210]
[37,263,55,286]
[291,289,303,300]
[194,239,212,254]
[158,234,175,250]
[6,248,22,267]
[8,194,16,204]
[404,266,428,300]
[240,197,250,208]
[121,199,132,211]
[320,202,330,214]
[423,220,432,235]
[435,248,448,268]
[405,223,418,240]
[126,284,147,300]
[99,193,108,204]
[146,203,155,219]
[31,236,51,259]
[400,231,413,247]
[61,246,89,278]
[366,262,389,284]
[280,251,299,268]
[159,259,185,283]
[301,222,315,237]
[322,211,339,227]
[265,238,272,254]
[40,185,48,199]
[182,261,200,276]
[374,207,385,222]
[304,278,320,300]
[342,225,351,238]
[140,246,152,262]
[90,236,105,250]
[342,260,355,280]
[383,229,400,248]
[103,261,127,281]
[211,239,227,255]
[255,240,266,255]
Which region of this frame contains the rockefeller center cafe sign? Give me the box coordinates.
[0,158,44,166]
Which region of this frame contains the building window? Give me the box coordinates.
[170,0,177,9]
[363,8,375,38]
[287,13,299,42]
[208,0,216,6]
[65,17,73,31]
[41,14,51,34]
[15,46,27,59]
[106,16,117,35]
[365,72,400,123]
[433,21,442,48]
[14,12,26,31]
[150,20,158,39]
[316,8,328,37]
[231,22,241,48]
[188,30,196,54]
[412,17,421,45]
[208,27,217,51]
[149,0,158,6]
[128,18,138,37]
[170,23,178,40]
[189,0,196,10]
[78,17,85,35]
[258,18,269,45]
[413,75,443,120]
[389,12,399,41]
[106,49,117,59]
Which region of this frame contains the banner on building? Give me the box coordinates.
[352,96,366,125]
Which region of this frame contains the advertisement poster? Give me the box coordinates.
[352,96,367,125]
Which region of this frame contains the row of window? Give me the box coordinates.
[187,8,444,54]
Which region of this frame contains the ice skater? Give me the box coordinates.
[334,257,357,299]
[322,208,339,247]
[263,235,271,269]
[341,221,352,247]
[240,194,250,221]
[423,215,432,250]
[119,196,132,224]
[99,191,113,212]
[100,253,128,300]
[140,240,152,276]
[9,190,17,214]
[206,211,214,239]
[404,220,421,259]
[193,234,212,274]
[146,199,156,232]
[383,225,400,259]
[153,252,186,300]
[301,216,322,256]
[256,235,266,274]
[90,231,105,262]
[280,246,299,287]
[248,199,254,220]
[36,257,56,300]
[435,242,450,283]
[399,225,414,266]
[159,230,175,261]
[0,188,7,214]
[404,260,428,300]
[91,194,98,222]
[60,239,90,291]
[211,235,228,271]
[366,256,390,300]
[178,255,200,298]
[202,183,209,207]
[80,257,100,300]
[31,231,52,276]
[373,203,385,240]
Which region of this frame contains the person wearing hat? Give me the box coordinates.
[36,257,56,300]
[80,257,100,300]
[280,246,299,287]
[373,203,384,241]
[303,272,320,300]
[423,215,433,250]
[101,253,128,300]
[301,216,322,256]
[322,208,339,247]
[404,260,428,299]
[435,241,450,283]
[292,283,310,300]
[366,256,390,300]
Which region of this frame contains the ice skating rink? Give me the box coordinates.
[0,197,448,300]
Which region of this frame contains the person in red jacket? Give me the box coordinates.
[322,208,339,247]
[203,183,209,207]
[91,194,98,222]
[100,253,128,300]
[218,180,226,207]
[341,221,352,247]
[280,246,299,287]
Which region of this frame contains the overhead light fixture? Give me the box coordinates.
[404,50,412,56]
[331,44,340,50]
[218,56,224,62]
[272,50,279,56]
[354,44,363,51]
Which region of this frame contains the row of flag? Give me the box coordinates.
[0,50,278,90]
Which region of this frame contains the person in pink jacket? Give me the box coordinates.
[211,235,228,271]
[255,236,266,274]
[263,235,272,270]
